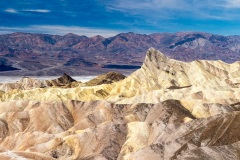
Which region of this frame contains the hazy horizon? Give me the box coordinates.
[1,30,240,38]
[0,76,97,83]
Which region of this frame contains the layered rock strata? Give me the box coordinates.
[1,48,240,159]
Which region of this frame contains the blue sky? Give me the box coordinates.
[1,0,240,37]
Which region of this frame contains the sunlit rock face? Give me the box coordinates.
[0,73,77,93]
[85,71,126,86]
[1,48,240,159]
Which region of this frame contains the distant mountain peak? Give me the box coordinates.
[91,35,104,40]
[64,33,78,37]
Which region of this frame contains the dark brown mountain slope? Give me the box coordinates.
[1,32,240,76]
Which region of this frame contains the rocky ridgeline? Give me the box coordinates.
[1,48,240,159]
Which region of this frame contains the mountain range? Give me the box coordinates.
[1,32,240,75]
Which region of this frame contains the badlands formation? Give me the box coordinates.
[0,48,240,159]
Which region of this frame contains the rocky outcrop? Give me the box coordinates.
[85,71,126,86]
[2,48,240,159]
[0,100,194,159]
[0,73,78,93]
[43,73,77,87]
[0,100,240,159]
[2,48,240,115]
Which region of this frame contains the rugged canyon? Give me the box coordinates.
[0,48,240,159]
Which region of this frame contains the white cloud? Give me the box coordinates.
[224,0,240,8]
[105,0,240,20]
[23,9,51,13]
[0,25,121,37]
[5,8,18,13]
[106,0,194,13]
[4,8,51,14]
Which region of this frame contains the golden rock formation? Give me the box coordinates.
[85,71,126,86]
[1,48,240,159]
[0,73,78,93]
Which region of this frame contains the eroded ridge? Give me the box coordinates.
[1,48,240,159]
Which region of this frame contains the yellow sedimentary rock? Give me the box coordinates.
[1,48,240,118]
[1,48,240,159]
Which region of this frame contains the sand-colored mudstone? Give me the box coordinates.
[1,48,240,159]
[85,71,126,86]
